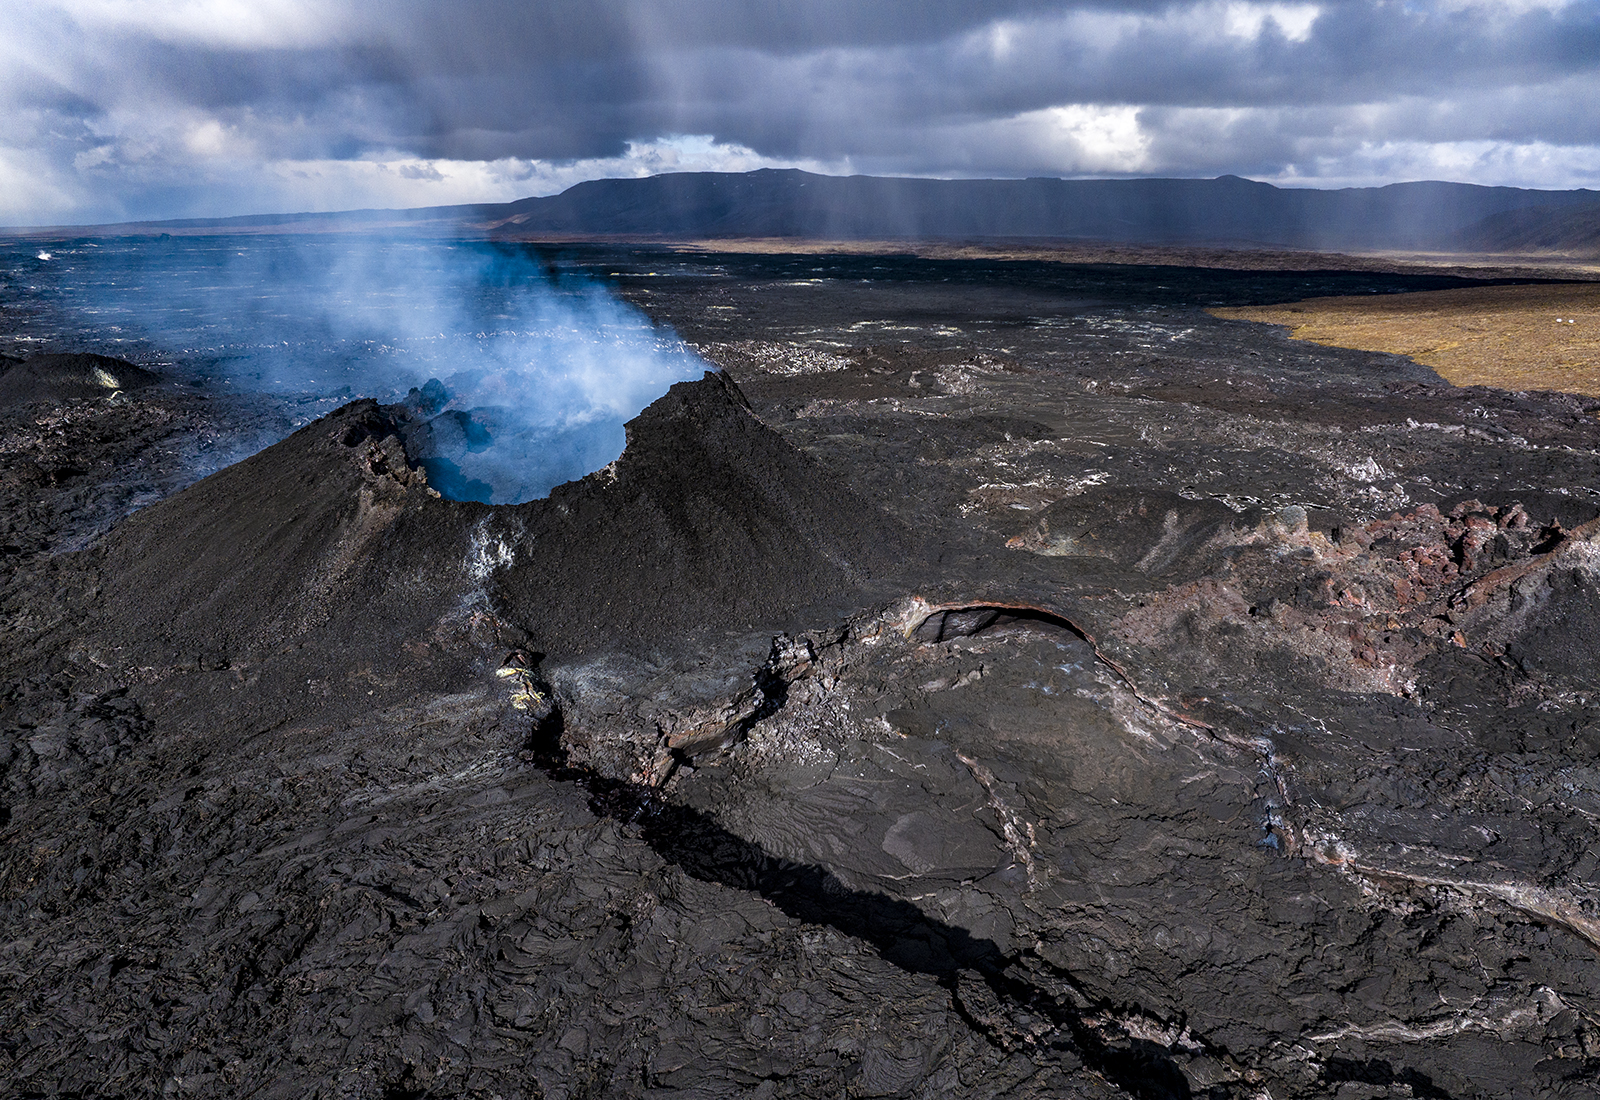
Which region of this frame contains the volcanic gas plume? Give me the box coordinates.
[4,236,707,502]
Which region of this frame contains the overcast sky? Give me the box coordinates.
[3,0,1597,225]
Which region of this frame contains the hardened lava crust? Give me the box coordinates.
[4,255,1600,1099]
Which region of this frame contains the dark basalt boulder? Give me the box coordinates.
[0,352,160,406]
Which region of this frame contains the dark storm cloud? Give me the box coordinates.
[3,1,1598,224]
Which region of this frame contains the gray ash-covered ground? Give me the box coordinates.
[4,249,1600,1099]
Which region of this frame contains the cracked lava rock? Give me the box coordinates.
[4,254,1600,1099]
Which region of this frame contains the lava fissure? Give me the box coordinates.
[518,686,1225,1100]
[1322,1057,1457,1100]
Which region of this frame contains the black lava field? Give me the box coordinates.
[4,240,1600,1099]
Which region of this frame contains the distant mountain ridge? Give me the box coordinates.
[1455,204,1600,254]
[26,169,1600,253]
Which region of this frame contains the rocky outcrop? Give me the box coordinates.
[0,352,159,406]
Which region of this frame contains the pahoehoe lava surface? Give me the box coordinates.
[4,250,1600,1099]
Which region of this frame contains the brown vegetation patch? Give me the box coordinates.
[667,237,1600,280]
[1212,282,1600,396]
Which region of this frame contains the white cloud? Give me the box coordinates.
[1005,105,1152,175]
[985,20,1024,61]
[1035,1,1323,55]
[0,145,92,224]
[302,136,849,212]
[182,118,242,158]
[44,0,357,48]
[1432,0,1575,13]
[1221,2,1322,43]
[0,135,852,225]
[1266,138,1600,190]
[1128,96,1600,190]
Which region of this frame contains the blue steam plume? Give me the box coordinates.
[4,236,707,503]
